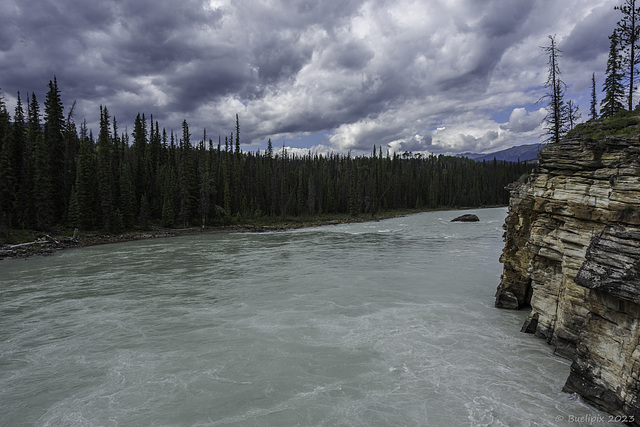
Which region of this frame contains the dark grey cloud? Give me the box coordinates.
[0,0,615,154]
[252,34,314,84]
[475,0,535,38]
[325,41,375,70]
[562,5,618,63]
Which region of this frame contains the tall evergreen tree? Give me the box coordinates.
[74,120,97,229]
[32,85,58,229]
[541,35,568,144]
[0,89,10,145]
[97,106,115,230]
[0,88,11,232]
[43,77,67,224]
[615,0,640,110]
[132,112,148,206]
[590,73,598,120]
[602,32,627,118]
[222,136,232,218]
[0,92,27,229]
[21,93,42,229]
[177,119,197,226]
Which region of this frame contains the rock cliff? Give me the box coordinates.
[495,118,640,422]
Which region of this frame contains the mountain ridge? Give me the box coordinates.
[458,143,541,162]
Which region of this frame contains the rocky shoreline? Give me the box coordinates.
[0,225,293,260]
[0,211,421,261]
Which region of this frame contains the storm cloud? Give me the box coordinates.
[0,0,618,154]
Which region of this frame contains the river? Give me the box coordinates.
[0,207,620,426]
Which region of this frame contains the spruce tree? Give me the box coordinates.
[0,92,26,229]
[97,106,115,230]
[177,119,197,226]
[0,87,11,230]
[43,77,67,223]
[602,32,626,118]
[33,88,55,229]
[223,136,232,218]
[590,73,598,120]
[21,93,42,229]
[0,89,10,145]
[132,113,148,205]
[75,121,96,229]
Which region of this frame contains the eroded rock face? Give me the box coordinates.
[495,134,640,421]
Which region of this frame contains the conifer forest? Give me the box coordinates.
[0,79,531,234]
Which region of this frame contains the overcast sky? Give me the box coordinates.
[0,0,620,155]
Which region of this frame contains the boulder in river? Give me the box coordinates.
[451,214,480,222]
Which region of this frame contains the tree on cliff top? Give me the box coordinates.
[602,32,627,118]
[590,73,598,120]
[615,0,640,110]
[541,35,568,145]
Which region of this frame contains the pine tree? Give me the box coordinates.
[132,113,148,205]
[541,35,568,144]
[44,77,67,223]
[235,114,241,154]
[148,118,162,217]
[74,120,97,230]
[223,136,232,218]
[590,73,598,120]
[602,32,627,118]
[198,130,212,227]
[615,0,640,110]
[0,88,12,231]
[0,92,26,229]
[22,93,42,229]
[33,87,55,229]
[266,138,273,159]
[0,89,10,145]
[177,119,197,226]
[97,106,115,230]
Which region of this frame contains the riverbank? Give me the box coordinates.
[1,208,448,260]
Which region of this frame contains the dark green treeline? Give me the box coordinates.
[0,80,531,233]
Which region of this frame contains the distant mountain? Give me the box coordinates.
[458,143,542,163]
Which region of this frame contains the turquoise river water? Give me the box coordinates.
[0,207,621,426]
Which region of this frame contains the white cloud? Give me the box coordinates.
[500,107,547,133]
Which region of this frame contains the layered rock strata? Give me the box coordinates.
[495,133,640,421]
